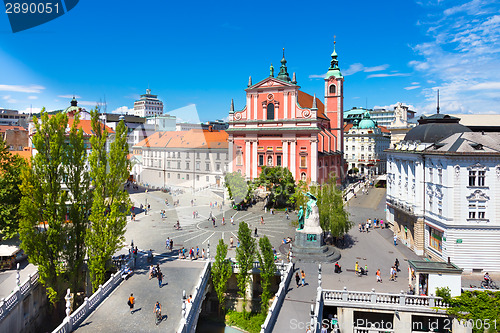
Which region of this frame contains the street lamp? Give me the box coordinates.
[145,189,148,215]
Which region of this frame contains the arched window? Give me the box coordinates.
[329,85,336,94]
[267,103,275,120]
[301,172,307,181]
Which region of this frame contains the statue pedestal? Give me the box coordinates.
[292,229,341,263]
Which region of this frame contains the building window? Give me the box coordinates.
[206,163,210,171]
[258,155,264,166]
[277,155,282,166]
[196,161,200,170]
[368,145,372,151]
[177,152,181,158]
[159,172,161,177]
[267,155,273,166]
[168,173,170,178]
[345,146,348,151]
[206,152,210,159]
[168,161,171,168]
[206,176,209,181]
[478,211,485,219]
[352,146,355,151]
[438,168,443,185]
[267,103,275,120]
[361,146,364,151]
[352,154,355,159]
[361,154,364,160]
[216,164,220,171]
[177,162,181,169]
[301,172,307,181]
[469,170,476,186]
[469,211,476,219]
[429,227,443,253]
[196,152,200,159]
[216,153,220,160]
[300,156,307,168]
[196,175,199,181]
[361,138,364,142]
[186,162,190,169]
[177,174,180,179]
[429,168,433,183]
[478,171,485,186]
[329,85,336,94]
[236,150,242,166]
[186,174,189,180]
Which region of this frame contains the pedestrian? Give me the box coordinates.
[170,239,174,251]
[230,236,234,248]
[196,246,200,259]
[254,227,258,237]
[321,324,328,333]
[301,270,306,286]
[231,216,234,225]
[149,265,154,280]
[148,203,151,211]
[286,211,289,220]
[222,217,225,225]
[393,234,397,246]
[395,258,400,272]
[295,272,300,287]
[359,223,362,232]
[264,207,267,213]
[261,216,264,224]
[128,293,135,314]
[376,269,382,282]
[355,261,359,275]
[380,219,384,229]
[202,248,205,259]
[157,269,163,288]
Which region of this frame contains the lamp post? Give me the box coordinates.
[145,189,148,215]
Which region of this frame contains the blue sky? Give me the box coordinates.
[0,0,499,121]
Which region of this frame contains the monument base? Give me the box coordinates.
[291,229,341,263]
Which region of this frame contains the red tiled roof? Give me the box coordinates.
[343,123,353,132]
[379,126,391,133]
[9,149,31,161]
[67,119,114,135]
[135,129,228,149]
[0,125,26,132]
[297,91,327,119]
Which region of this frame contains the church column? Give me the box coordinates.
[290,139,296,179]
[290,93,296,119]
[284,92,288,119]
[253,95,258,120]
[282,140,288,169]
[245,140,251,179]
[228,138,234,173]
[252,140,258,180]
[311,138,318,184]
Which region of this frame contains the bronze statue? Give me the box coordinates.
[297,206,304,230]
[305,192,317,219]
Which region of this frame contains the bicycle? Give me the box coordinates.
[155,307,162,325]
[481,279,499,289]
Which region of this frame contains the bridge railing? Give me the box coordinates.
[52,267,126,333]
[260,262,294,333]
[177,260,211,333]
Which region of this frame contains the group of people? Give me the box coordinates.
[148,264,164,287]
[294,270,307,287]
[178,246,206,260]
[358,218,384,232]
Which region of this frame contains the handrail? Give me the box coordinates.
[260,262,294,333]
[0,270,40,323]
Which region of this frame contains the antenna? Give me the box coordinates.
[436,89,440,114]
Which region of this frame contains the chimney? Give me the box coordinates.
[447,257,451,264]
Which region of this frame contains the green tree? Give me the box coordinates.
[254,166,295,208]
[19,110,70,305]
[0,138,26,240]
[310,179,353,238]
[290,180,308,210]
[235,221,256,316]
[225,171,251,205]
[86,108,131,292]
[257,236,276,313]
[211,239,233,316]
[63,114,92,293]
[437,287,500,333]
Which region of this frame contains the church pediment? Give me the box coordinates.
[246,77,298,91]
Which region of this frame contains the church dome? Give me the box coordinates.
[357,112,377,129]
[404,114,471,143]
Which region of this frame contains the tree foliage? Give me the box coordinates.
[310,179,353,238]
[290,180,308,210]
[212,239,233,315]
[225,171,251,204]
[0,138,26,240]
[437,287,500,333]
[235,221,256,316]
[257,236,276,313]
[86,108,130,292]
[254,166,295,208]
[19,110,73,305]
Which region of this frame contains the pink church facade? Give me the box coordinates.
[227,45,345,184]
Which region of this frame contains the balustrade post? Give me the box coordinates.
[342,287,348,301]
[429,294,435,307]
[64,288,72,331]
[181,301,186,318]
[399,290,405,306]
[371,288,376,303]
[0,298,6,320]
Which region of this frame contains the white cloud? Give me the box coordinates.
[111,106,134,114]
[2,95,11,100]
[410,0,500,114]
[367,73,410,78]
[364,64,390,72]
[0,84,45,93]
[404,86,421,90]
[77,100,99,107]
[28,96,38,100]
[20,107,42,114]
[308,73,327,79]
[411,82,420,85]
[373,102,416,111]
[58,94,81,99]
[344,63,365,76]
[468,82,500,90]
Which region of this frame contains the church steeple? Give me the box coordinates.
[277,48,291,82]
[326,38,343,79]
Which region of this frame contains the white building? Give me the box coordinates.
[386,113,500,272]
[387,102,417,147]
[370,103,416,128]
[146,114,176,131]
[344,112,390,175]
[132,129,229,190]
[133,89,164,118]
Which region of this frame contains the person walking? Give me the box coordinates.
[260,216,264,224]
[128,293,135,314]
[170,239,173,251]
[254,227,258,237]
[196,246,200,259]
[376,269,382,283]
[157,269,163,288]
[230,236,234,248]
[301,270,306,286]
[231,216,234,225]
[393,234,397,246]
[355,261,359,275]
[295,272,301,287]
